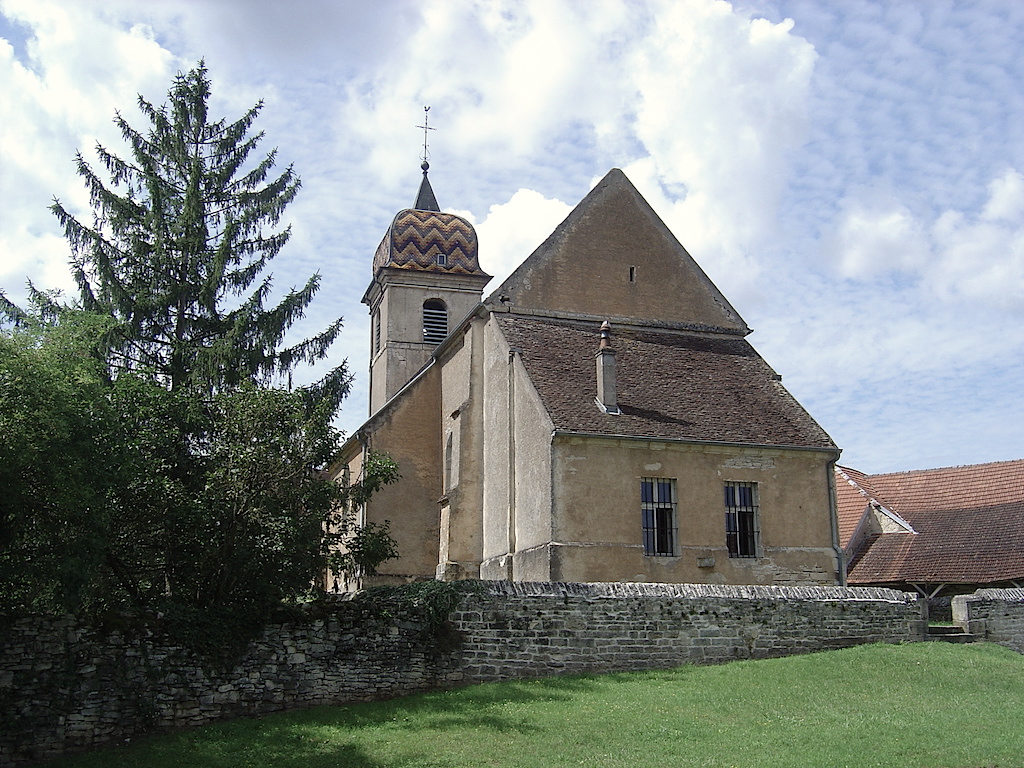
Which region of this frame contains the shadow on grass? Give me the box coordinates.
[53,674,611,768]
[270,674,602,733]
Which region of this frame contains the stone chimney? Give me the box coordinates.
[595,320,620,414]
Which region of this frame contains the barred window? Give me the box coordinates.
[641,478,677,556]
[422,299,448,344]
[725,481,760,558]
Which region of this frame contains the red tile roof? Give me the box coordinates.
[835,467,873,547]
[868,461,1024,515]
[498,315,836,450]
[837,460,1024,585]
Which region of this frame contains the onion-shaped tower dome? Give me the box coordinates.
[371,162,488,278]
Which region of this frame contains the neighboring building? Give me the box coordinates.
[836,460,1024,616]
[331,167,842,588]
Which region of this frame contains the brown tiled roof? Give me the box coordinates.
[840,460,1024,585]
[497,315,836,450]
[835,467,873,547]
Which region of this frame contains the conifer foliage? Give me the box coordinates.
[48,61,347,404]
[0,65,399,644]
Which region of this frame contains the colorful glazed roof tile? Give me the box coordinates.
[498,315,836,449]
[837,460,1024,585]
[372,208,484,277]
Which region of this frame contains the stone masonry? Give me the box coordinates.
[2,582,926,765]
[0,598,461,766]
[953,588,1024,653]
[454,582,925,681]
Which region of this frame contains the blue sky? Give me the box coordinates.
[1,0,1022,474]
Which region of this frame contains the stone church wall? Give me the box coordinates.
[2,582,925,765]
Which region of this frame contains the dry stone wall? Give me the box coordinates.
[2,582,925,766]
[953,588,1024,653]
[0,599,460,766]
[454,582,925,681]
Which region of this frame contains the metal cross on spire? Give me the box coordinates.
[416,105,435,169]
[413,106,440,210]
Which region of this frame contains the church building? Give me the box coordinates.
[331,166,843,587]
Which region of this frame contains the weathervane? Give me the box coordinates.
[416,105,435,170]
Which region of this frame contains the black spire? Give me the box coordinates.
[414,160,440,211]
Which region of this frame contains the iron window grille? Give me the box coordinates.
[725,481,760,558]
[422,299,448,344]
[641,478,677,556]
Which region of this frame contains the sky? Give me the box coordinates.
[1,0,1022,475]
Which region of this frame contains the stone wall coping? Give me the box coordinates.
[478,580,919,603]
[955,587,1024,603]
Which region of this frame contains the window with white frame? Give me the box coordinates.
[725,481,760,558]
[422,299,448,344]
[641,478,677,556]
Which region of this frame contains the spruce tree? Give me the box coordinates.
[47,61,347,405]
[1,64,400,632]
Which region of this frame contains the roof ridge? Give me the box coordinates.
[871,458,1024,479]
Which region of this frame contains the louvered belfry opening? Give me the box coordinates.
[423,299,448,344]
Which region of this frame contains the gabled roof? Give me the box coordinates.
[839,460,1024,585]
[486,169,750,335]
[497,315,836,450]
[835,466,915,549]
[835,467,874,547]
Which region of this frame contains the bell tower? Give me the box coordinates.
[363,162,491,414]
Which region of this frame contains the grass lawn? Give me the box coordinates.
[45,642,1024,768]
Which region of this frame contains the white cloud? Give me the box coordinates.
[1,0,1022,471]
[929,188,1024,313]
[981,168,1024,222]
[0,0,176,304]
[1,0,173,123]
[335,0,640,188]
[833,197,928,278]
[471,188,574,287]
[829,169,1024,313]
[621,1,816,292]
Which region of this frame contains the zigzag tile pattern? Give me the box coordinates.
[373,209,484,275]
